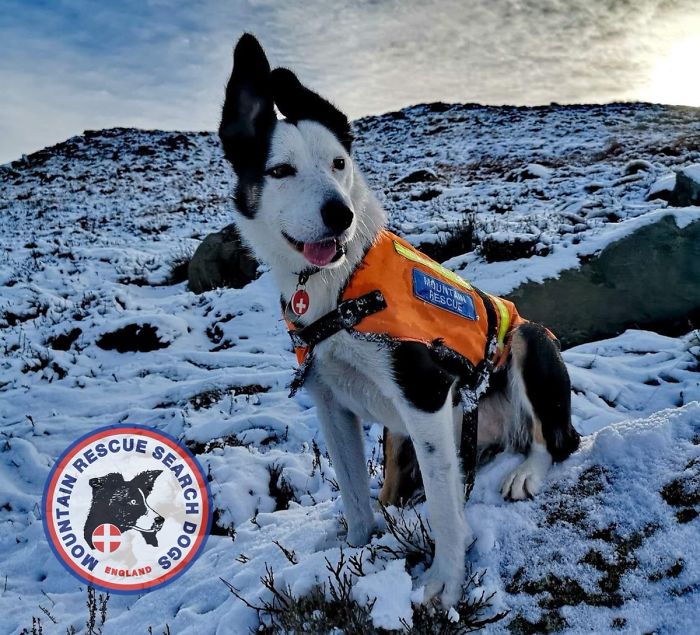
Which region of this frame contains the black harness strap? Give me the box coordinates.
[466,289,499,393]
[459,288,498,500]
[288,290,387,350]
[460,407,478,500]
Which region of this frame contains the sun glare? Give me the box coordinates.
[644,34,700,107]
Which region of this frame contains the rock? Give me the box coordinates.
[506,214,700,348]
[646,173,676,202]
[188,223,259,293]
[397,168,440,184]
[648,164,700,206]
[624,159,654,175]
[672,165,700,206]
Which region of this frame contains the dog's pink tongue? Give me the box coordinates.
[303,239,337,266]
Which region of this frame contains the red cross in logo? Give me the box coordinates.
[291,289,310,316]
[92,524,122,553]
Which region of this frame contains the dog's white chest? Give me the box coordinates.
[308,333,406,432]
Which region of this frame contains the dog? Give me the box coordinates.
[84,470,165,548]
[217,33,580,606]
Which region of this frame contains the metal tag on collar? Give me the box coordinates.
[290,271,311,317]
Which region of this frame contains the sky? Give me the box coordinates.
[1,0,700,164]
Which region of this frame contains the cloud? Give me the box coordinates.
[1,0,699,164]
[0,0,254,162]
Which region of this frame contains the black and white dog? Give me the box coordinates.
[218,34,580,606]
[84,471,165,548]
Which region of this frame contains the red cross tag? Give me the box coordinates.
[92,523,122,553]
[291,289,310,317]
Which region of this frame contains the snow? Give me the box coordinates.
[475,402,700,634]
[352,560,414,630]
[648,172,676,198]
[521,163,552,179]
[679,163,700,184]
[1,103,699,633]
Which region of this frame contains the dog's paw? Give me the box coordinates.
[501,449,552,501]
[417,561,464,608]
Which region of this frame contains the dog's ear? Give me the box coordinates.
[271,67,353,152]
[131,470,163,496]
[89,473,123,490]
[219,33,276,175]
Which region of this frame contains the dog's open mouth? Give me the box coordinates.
[282,232,346,267]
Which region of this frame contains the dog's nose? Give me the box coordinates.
[155,516,164,525]
[321,199,353,234]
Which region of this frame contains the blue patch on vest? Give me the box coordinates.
[412,269,477,320]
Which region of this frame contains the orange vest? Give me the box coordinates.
[286,230,529,393]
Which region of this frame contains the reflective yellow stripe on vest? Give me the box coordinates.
[489,295,511,352]
[393,240,474,290]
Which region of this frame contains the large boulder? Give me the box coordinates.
[647,164,700,206]
[673,165,700,206]
[507,214,700,348]
[188,224,259,293]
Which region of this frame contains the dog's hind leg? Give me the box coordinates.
[379,429,423,506]
[379,401,467,507]
[501,323,581,500]
[309,381,375,546]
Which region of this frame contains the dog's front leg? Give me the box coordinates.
[397,393,470,607]
[309,380,375,546]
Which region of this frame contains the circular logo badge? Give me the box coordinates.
[43,425,212,594]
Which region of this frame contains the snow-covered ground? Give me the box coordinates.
[1,102,699,633]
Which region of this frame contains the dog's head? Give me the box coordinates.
[219,34,373,273]
[84,470,165,547]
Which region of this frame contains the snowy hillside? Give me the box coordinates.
[1,102,699,634]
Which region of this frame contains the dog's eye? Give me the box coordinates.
[266,163,296,179]
[128,499,137,505]
[333,158,345,170]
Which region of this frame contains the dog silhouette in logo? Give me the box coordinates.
[84,470,165,548]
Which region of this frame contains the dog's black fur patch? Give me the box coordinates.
[83,470,164,548]
[387,325,579,503]
[518,322,581,462]
[391,341,456,413]
[482,363,509,397]
[219,34,277,218]
[271,67,353,152]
